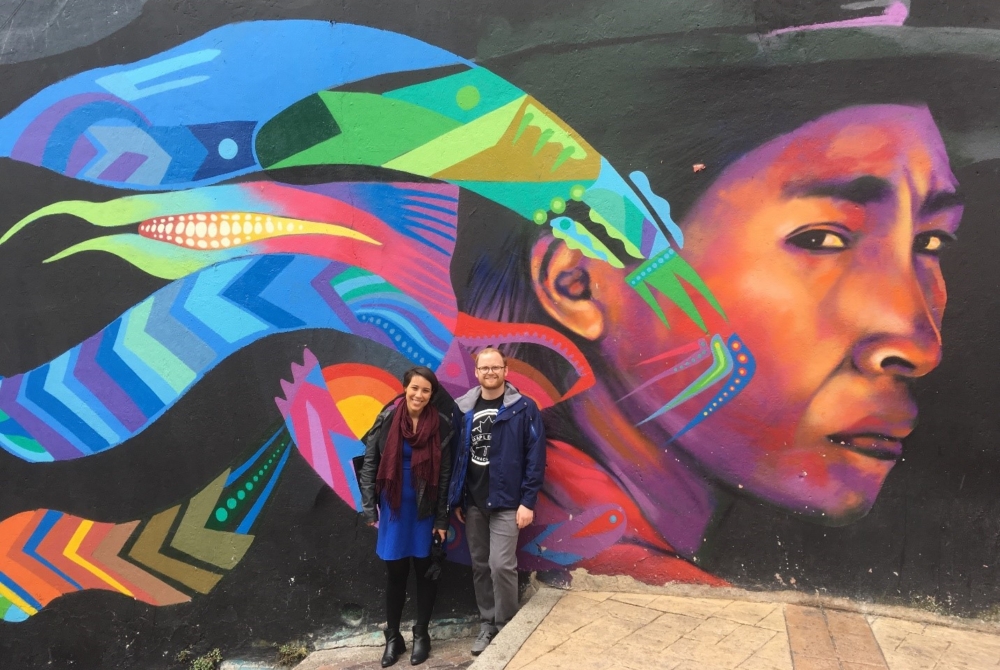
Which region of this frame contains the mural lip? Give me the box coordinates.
[826,432,906,461]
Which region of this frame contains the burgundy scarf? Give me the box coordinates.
[375,398,441,516]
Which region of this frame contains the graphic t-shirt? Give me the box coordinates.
[466,394,504,511]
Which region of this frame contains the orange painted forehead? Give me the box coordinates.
[762,105,952,188]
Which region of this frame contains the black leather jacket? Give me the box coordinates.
[359,401,454,530]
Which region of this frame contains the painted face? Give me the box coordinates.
[405,374,433,417]
[597,104,962,522]
[475,351,508,393]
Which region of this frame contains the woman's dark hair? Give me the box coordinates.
[403,366,440,395]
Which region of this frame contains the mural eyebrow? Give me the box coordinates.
[783,175,892,204]
[920,189,964,216]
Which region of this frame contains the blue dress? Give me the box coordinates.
[376,440,435,560]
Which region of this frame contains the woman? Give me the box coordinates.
[359,367,454,667]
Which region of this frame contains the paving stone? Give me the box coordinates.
[936,641,1000,668]
[572,614,644,648]
[893,632,950,665]
[623,619,689,652]
[717,623,777,652]
[574,591,614,602]
[715,601,780,626]
[647,595,732,618]
[606,637,674,670]
[880,649,940,670]
[785,605,838,660]
[506,628,564,670]
[826,611,888,667]
[663,635,756,668]
[757,606,789,633]
[609,593,660,607]
[869,618,913,653]
[684,616,743,644]
[597,598,663,625]
[790,656,841,670]
[738,633,793,670]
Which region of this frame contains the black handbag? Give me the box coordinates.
[424,534,447,580]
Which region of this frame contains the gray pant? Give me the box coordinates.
[465,506,519,626]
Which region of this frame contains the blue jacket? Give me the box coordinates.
[448,382,545,511]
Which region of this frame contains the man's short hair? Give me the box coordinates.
[475,347,507,366]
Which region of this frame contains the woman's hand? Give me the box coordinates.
[434,529,447,542]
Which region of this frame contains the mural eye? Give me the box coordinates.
[914,231,954,256]
[786,229,850,252]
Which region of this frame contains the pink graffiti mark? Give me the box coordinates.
[620,338,711,402]
[766,1,908,37]
[274,349,364,511]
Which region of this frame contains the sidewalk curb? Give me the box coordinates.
[467,586,564,670]
[565,569,1000,635]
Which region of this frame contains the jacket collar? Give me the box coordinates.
[456,381,522,413]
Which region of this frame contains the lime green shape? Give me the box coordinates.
[550,197,566,214]
[521,103,589,161]
[550,218,623,268]
[1,198,160,245]
[455,86,480,110]
[627,252,726,331]
[268,92,461,170]
[450,179,594,222]
[44,234,229,280]
[532,210,548,224]
[570,184,586,200]
[384,96,526,176]
[584,189,643,259]
[385,68,523,123]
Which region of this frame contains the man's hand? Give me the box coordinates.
[455,507,465,523]
[434,529,447,542]
[516,505,534,529]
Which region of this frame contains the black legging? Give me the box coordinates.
[385,556,437,630]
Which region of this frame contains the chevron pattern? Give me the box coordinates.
[0,427,291,622]
[0,254,452,463]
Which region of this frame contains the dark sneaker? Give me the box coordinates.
[471,622,499,655]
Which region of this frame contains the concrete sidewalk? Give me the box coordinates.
[294,577,1000,670]
[475,582,1000,670]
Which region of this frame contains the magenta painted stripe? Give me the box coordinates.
[0,375,82,460]
[65,136,98,177]
[98,151,147,181]
[74,331,147,431]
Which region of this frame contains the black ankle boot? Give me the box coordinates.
[381,628,406,667]
[410,624,430,665]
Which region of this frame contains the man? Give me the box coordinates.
[449,347,545,655]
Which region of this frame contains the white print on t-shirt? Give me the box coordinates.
[470,407,498,466]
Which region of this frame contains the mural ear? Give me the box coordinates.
[530,235,605,341]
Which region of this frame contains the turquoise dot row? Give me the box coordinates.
[214,448,282,523]
[628,249,676,287]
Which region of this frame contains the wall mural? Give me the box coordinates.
[0,18,750,621]
[0,2,995,658]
